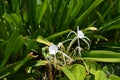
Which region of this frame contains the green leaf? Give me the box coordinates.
[11,35,24,61]
[46,29,71,40]
[95,10,104,23]
[63,0,74,25]
[0,53,34,79]
[70,0,83,19]
[84,50,120,62]
[95,70,107,80]
[13,53,35,73]
[25,60,47,67]
[93,35,108,41]
[109,75,120,80]
[61,64,86,80]
[0,61,20,79]
[75,0,103,27]
[56,0,67,28]
[36,0,48,24]
[24,38,37,57]
[3,13,25,34]
[10,0,19,13]
[13,35,24,54]
[0,0,4,17]
[118,1,120,13]
[84,58,120,62]
[88,50,120,58]
[0,30,19,68]
[0,22,9,40]
[99,16,120,32]
[3,13,22,28]
[27,0,37,33]
[100,24,120,34]
[103,1,117,18]
[86,61,97,75]
[36,36,51,46]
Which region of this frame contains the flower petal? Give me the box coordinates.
[77,30,85,38]
[67,31,77,38]
[49,43,58,55]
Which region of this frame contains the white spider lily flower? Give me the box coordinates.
[48,43,71,66]
[49,43,58,55]
[67,26,91,53]
[49,43,71,58]
[57,39,72,49]
[77,27,91,43]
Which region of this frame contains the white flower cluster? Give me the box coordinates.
[47,26,90,67]
[67,26,91,57]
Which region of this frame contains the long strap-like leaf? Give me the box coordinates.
[0,30,19,68]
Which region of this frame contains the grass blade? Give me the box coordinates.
[3,13,22,29]
[46,29,71,40]
[27,0,37,33]
[0,30,19,68]
[70,0,83,19]
[63,0,74,25]
[11,35,24,61]
[0,53,36,79]
[84,50,120,62]
[99,16,120,31]
[36,0,48,24]
[75,0,103,27]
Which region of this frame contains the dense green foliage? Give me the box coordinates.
[0,0,120,80]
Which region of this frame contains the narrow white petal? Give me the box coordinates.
[67,31,77,38]
[84,36,91,44]
[58,51,71,59]
[81,38,90,50]
[67,37,78,52]
[77,39,80,47]
[62,54,66,64]
[61,39,72,43]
